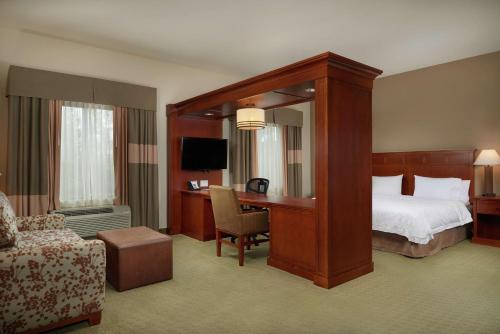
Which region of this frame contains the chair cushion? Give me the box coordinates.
[0,192,18,248]
[16,228,83,249]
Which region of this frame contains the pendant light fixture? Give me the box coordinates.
[236,105,265,130]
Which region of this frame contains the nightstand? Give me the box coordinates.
[472,196,500,247]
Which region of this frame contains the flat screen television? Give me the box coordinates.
[181,137,228,170]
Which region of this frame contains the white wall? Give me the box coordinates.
[0,28,241,228]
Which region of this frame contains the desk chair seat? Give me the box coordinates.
[209,185,269,266]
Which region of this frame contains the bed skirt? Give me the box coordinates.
[372,224,470,258]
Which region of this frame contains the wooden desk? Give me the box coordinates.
[180,190,317,281]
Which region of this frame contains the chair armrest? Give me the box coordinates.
[16,213,65,231]
[0,239,106,332]
[238,211,269,235]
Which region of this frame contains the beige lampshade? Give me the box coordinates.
[474,149,500,166]
[236,107,265,130]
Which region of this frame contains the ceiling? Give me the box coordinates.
[1,0,499,77]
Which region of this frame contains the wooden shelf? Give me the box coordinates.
[472,197,500,248]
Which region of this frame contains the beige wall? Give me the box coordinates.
[0,28,241,228]
[373,51,500,195]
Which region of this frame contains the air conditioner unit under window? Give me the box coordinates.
[52,205,131,238]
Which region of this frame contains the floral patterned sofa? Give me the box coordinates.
[0,192,106,334]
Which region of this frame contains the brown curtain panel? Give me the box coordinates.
[229,118,257,191]
[127,108,159,230]
[47,100,63,211]
[7,96,50,216]
[282,126,289,196]
[113,106,128,206]
[284,126,303,197]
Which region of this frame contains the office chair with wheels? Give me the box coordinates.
[245,178,270,194]
[242,178,270,212]
[242,178,270,245]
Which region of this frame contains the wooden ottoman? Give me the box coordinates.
[96,226,173,291]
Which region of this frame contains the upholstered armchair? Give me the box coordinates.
[209,185,269,266]
[0,192,106,334]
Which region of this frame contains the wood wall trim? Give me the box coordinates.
[169,52,381,117]
[372,149,476,198]
[167,111,223,234]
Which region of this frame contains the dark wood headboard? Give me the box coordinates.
[372,150,475,197]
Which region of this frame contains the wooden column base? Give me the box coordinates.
[313,262,374,289]
[267,256,316,281]
[268,257,374,289]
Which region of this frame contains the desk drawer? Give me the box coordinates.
[477,200,500,216]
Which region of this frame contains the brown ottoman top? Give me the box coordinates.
[97,226,171,248]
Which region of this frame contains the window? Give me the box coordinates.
[256,124,284,196]
[60,101,115,208]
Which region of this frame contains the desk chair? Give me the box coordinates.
[246,178,270,194]
[242,178,270,213]
[209,185,270,266]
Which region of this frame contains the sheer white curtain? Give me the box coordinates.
[256,124,284,196]
[60,101,115,208]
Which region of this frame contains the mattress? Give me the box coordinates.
[372,194,473,245]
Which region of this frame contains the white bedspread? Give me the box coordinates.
[372,194,473,244]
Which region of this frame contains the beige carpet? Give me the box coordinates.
[54,235,500,334]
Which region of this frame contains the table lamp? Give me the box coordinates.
[474,149,500,197]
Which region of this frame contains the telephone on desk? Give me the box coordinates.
[187,180,200,191]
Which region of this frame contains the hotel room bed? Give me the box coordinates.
[372,194,472,257]
[371,150,476,257]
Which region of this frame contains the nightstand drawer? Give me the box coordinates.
[477,200,500,215]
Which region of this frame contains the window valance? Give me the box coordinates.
[7,66,157,111]
[265,108,303,127]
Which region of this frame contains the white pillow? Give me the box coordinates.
[413,176,469,203]
[373,175,403,195]
[459,180,471,204]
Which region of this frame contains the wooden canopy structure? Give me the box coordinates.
[167,52,382,288]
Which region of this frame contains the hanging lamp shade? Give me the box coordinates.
[236,107,265,130]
